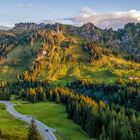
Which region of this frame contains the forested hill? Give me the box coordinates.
[0,22,140,83]
[13,22,140,62]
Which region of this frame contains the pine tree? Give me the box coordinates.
[28,119,40,140]
[100,126,106,140]
[0,128,3,138]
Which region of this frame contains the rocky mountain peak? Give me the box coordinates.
[14,23,46,30]
[82,22,96,30]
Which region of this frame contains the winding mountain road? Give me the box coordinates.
[0,101,57,140]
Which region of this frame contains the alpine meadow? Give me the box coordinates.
[0,0,140,140]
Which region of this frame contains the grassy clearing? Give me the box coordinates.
[15,101,95,140]
[0,103,28,140]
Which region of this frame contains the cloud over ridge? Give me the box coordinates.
[62,8,140,29]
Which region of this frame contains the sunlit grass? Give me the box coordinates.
[0,104,28,140]
[15,101,95,140]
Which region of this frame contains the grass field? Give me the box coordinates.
[0,103,28,140]
[15,101,95,140]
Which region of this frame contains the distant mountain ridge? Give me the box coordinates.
[13,22,140,61]
[13,23,46,30]
[0,25,11,31]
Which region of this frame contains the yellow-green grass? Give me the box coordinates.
[0,41,41,82]
[1,33,140,84]
[0,103,28,140]
[43,54,140,85]
[15,101,95,140]
[36,34,140,84]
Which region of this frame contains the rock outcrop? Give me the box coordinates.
[12,22,140,61]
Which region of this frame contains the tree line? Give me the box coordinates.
[69,79,140,111]
[15,85,140,140]
[0,80,140,139]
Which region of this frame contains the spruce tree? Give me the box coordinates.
[0,128,3,138]
[28,119,40,140]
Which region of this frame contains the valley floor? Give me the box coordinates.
[14,101,95,140]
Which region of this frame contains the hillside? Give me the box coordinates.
[0,22,140,140]
[13,22,140,61]
[0,24,140,84]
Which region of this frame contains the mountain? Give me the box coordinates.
[0,22,140,83]
[13,23,46,30]
[0,25,11,31]
[0,23,140,140]
[12,22,140,61]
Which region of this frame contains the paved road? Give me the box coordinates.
[0,101,57,140]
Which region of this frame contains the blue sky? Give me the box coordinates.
[0,0,140,29]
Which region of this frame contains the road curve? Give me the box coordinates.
[0,101,57,140]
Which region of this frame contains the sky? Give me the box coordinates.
[0,0,140,29]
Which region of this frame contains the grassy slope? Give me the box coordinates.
[0,41,41,81]
[0,33,140,84]
[0,104,28,140]
[37,34,140,85]
[15,101,95,140]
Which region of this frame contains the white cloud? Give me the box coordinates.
[62,8,140,29]
[42,19,56,24]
